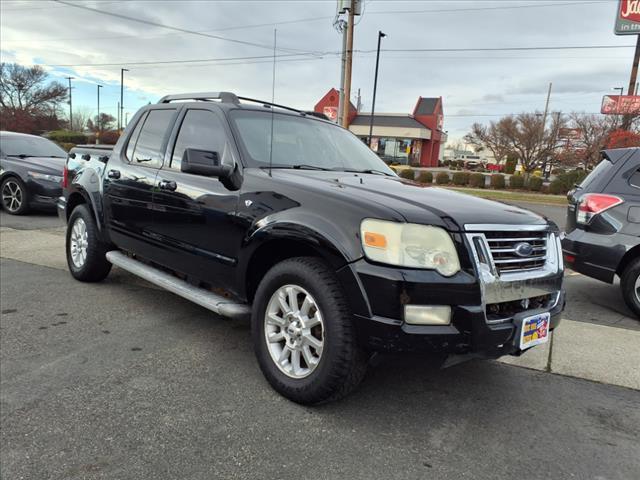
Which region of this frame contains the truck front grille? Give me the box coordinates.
[484,230,548,274]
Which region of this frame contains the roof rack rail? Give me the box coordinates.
[158,92,239,104]
[236,96,305,115]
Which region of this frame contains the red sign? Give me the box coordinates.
[620,0,640,21]
[616,0,640,34]
[601,95,640,114]
[323,106,338,122]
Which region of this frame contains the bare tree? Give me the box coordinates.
[71,107,91,132]
[0,63,68,133]
[464,121,513,164]
[566,113,616,169]
[496,113,565,173]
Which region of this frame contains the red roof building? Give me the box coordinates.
[314,88,446,167]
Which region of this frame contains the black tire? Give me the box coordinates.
[620,258,640,319]
[66,204,112,282]
[252,257,368,405]
[1,176,30,215]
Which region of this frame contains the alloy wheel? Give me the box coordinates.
[264,284,324,379]
[69,218,89,268]
[2,180,23,213]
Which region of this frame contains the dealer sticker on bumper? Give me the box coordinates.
[519,312,550,350]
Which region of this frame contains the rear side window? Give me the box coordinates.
[128,109,175,168]
[170,109,228,170]
[125,112,147,161]
[630,169,640,189]
[578,158,614,191]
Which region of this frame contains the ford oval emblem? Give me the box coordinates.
[514,242,534,257]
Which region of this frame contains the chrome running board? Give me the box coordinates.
[106,251,251,319]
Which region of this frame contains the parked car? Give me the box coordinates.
[0,131,66,215]
[563,148,640,318]
[59,92,565,404]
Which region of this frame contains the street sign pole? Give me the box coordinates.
[341,0,355,128]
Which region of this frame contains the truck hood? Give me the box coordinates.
[271,170,549,230]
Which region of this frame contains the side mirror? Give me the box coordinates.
[181,148,232,178]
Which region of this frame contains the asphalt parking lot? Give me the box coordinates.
[1,207,639,479]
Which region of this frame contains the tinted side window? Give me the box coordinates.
[171,109,228,170]
[130,109,175,168]
[630,169,640,189]
[125,112,147,161]
[578,158,614,192]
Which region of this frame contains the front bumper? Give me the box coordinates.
[344,226,565,358]
[26,178,62,210]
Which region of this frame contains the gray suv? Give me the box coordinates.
[562,148,640,318]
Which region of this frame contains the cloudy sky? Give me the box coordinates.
[0,0,634,140]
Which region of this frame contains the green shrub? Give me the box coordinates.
[551,168,566,175]
[549,179,565,195]
[469,173,485,188]
[417,171,433,183]
[435,172,450,185]
[490,174,506,189]
[398,168,415,180]
[527,176,544,192]
[549,170,588,194]
[452,172,470,186]
[389,166,398,174]
[46,130,88,144]
[57,142,75,152]
[504,157,517,174]
[509,174,525,189]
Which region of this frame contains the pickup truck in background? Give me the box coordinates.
[59,92,565,404]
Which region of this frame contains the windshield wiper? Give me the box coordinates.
[268,164,333,171]
[336,168,394,177]
[7,154,33,158]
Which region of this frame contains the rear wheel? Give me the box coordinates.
[252,257,368,404]
[620,258,640,319]
[66,204,112,282]
[1,177,29,215]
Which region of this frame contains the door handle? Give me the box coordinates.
[108,169,121,179]
[158,179,177,191]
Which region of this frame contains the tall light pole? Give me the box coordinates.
[97,84,103,144]
[66,77,74,130]
[368,31,386,146]
[120,68,129,131]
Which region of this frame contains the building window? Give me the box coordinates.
[368,137,419,165]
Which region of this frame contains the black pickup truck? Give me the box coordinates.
[59,92,565,404]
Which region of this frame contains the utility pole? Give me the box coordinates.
[96,84,103,144]
[368,31,386,145]
[120,68,129,132]
[336,19,347,125]
[539,82,552,178]
[341,0,355,128]
[621,36,640,131]
[66,77,74,130]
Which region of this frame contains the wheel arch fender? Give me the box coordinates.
[239,220,370,317]
[617,243,640,276]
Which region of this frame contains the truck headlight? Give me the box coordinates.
[360,219,461,276]
[28,171,63,183]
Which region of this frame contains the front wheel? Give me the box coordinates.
[1,177,29,215]
[252,257,368,404]
[66,204,112,282]
[620,258,640,319]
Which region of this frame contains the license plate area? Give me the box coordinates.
[519,312,550,350]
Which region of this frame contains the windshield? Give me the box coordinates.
[230,110,395,174]
[1,135,67,158]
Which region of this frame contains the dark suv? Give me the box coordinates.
[562,148,640,318]
[59,92,565,404]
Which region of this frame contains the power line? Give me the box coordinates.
[52,0,323,57]
[4,1,608,44]
[35,44,633,69]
